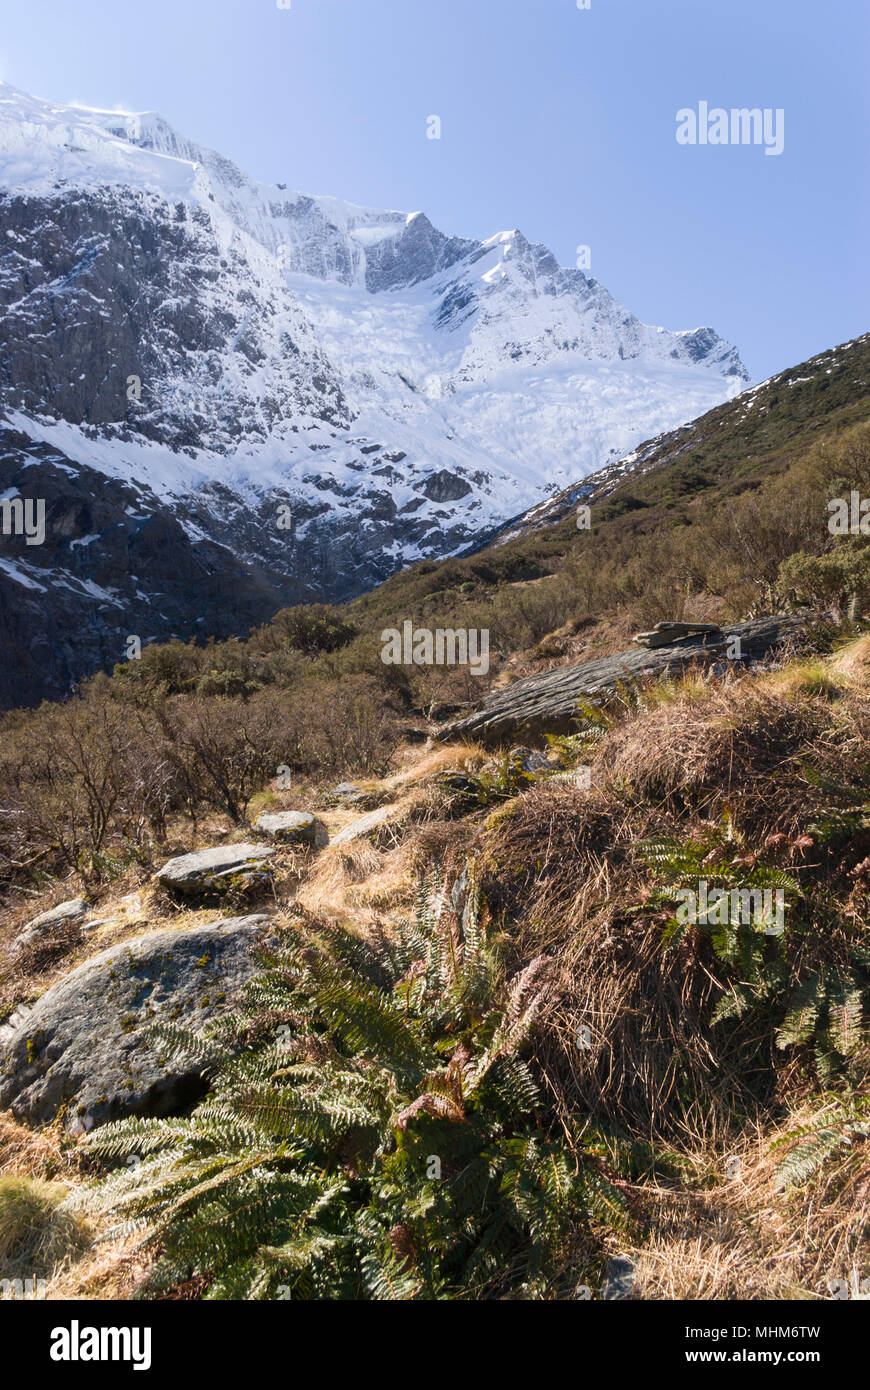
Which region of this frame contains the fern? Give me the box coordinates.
[637,814,869,1073]
[772,1095,870,1190]
[82,872,620,1300]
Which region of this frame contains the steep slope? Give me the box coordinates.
[470,332,870,552]
[346,332,870,628]
[0,82,747,706]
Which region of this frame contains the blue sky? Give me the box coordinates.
[1,0,867,380]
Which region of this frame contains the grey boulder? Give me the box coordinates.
[155,843,275,896]
[254,811,328,847]
[0,915,271,1132]
[326,783,367,805]
[442,615,809,745]
[10,898,90,955]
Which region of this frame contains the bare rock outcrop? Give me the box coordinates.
[441,615,809,745]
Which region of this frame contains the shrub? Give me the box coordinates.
[153,692,294,823]
[256,605,357,657]
[286,675,402,777]
[779,541,870,618]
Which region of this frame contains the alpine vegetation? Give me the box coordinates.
[1,348,869,1307]
[77,878,621,1300]
[0,5,866,1321]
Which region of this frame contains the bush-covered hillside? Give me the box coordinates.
[1,335,869,1302]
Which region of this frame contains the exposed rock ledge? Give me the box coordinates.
[440,615,809,746]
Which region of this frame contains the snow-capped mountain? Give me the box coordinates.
[0,82,748,706]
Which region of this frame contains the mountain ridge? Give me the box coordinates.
[0,80,748,706]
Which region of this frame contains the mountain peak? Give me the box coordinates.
[0,79,749,704]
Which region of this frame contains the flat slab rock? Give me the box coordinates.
[327,783,367,804]
[440,615,809,745]
[155,843,275,895]
[632,621,722,650]
[330,805,399,846]
[0,915,271,1132]
[10,897,90,954]
[254,811,328,846]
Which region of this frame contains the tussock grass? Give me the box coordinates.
[0,1114,70,1182]
[0,1176,90,1287]
[477,787,741,1142]
[296,840,388,922]
[829,633,870,684]
[47,1234,151,1301]
[384,741,489,789]
[472,664,870,1152]
[593,679,855,837]
[295,783,460,923]
[624,1097,869,1300]
[764,659,847,701]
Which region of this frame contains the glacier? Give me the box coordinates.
[0,80,749,705]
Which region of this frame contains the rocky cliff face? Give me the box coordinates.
[0,183,349,448]
[0,82,749,707]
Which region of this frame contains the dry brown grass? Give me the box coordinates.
[620,1106,869,1300]
[384,741,489,790]
[46,1232,150,1301]
[297,841,389,923]
[0,1174,91,1289]
[295,780,461,925]
[0,1113,75,1181]
[472,666,870,1146]
[476,784,751,1143]
[593,674,862,838]
[287,745,488,928]
[829,632,870,684]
